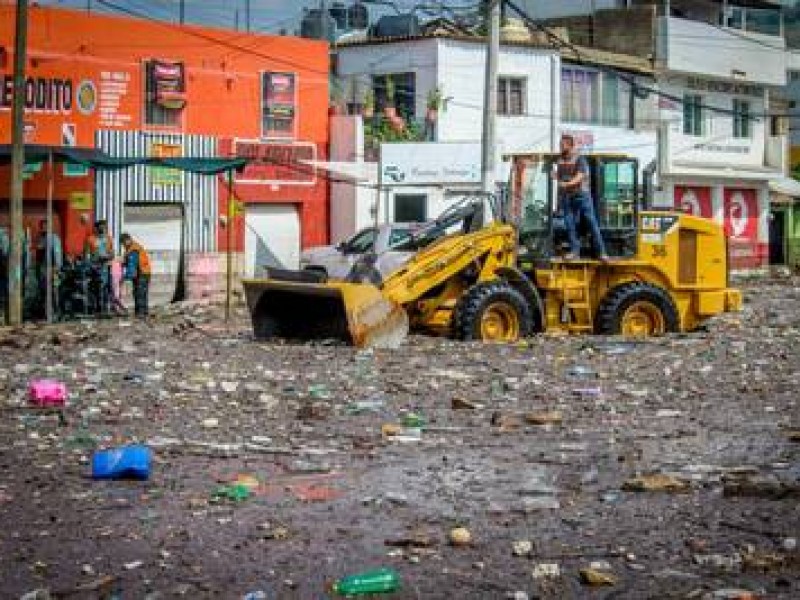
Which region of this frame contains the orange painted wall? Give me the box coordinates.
[0,5,330,253]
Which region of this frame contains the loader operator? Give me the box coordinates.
[555,134,608,262]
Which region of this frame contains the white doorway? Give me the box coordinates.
[244,203,301,276]
[123,204,183,306]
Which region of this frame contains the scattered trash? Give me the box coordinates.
[622,473,688,492]
[330,567,400,596]
[449,526,472,547]
[346,398,386,414]
[451,397,478,410]
[213,483,252,503]
[28,379,67,407]
[91,445,151,480]
[567,365,596,379]
[531,562,561,579]
[693,553,743,572]
[782,537,797,551]
[202,418,220,429]
[722,473,800,499]
[579,567,617,586]
[701,589,762,600]
[400,412,426,429]
[242,592,268,600]
[524,410,563,426]
[512,540,533,557]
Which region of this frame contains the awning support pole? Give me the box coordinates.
[46,150,53,323]
[225,169,233,323]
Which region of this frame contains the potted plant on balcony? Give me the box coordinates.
[426,86,443,122]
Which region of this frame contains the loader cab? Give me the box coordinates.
[511,153,639,261]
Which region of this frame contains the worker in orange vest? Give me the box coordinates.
[120,233,151,318]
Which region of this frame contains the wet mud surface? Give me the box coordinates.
[0,278,798,599]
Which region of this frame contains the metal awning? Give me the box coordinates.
[769,176,800,198]
[303,160,378,184]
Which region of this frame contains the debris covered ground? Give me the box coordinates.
[0,278,798,599]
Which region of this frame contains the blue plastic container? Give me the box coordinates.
[91,445,152,480]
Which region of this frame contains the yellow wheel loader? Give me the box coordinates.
[243,154,741,347]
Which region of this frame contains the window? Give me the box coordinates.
[598,160,637,229]
[683,94,704,136]
[145,60,186,128]
[561,68,625,126]
[388,228,413,246]
[498,77,526,116]
[262,73,296,139]
[373,73,416,119]
[346,228,377,253]
[394,194,427,223]
[733,99,751,138]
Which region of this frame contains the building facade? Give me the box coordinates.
[536,0,792,270]
[0,5,329,304]
[331,31,657,241]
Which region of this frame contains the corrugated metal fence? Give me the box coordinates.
[94,130,218,252]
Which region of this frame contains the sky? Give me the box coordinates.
[35,0,427,35]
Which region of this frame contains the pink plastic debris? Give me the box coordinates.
[28,379,68,407]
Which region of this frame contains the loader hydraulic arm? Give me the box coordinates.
[380,222,519,306]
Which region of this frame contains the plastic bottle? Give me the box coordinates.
[330,568,400,596]
[91,445,151,480]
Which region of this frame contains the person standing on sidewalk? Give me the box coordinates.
[120,233,151,318]
[554,134,608,261]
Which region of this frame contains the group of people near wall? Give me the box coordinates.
[0,220,151,324]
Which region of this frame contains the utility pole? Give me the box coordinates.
[245,0,251,32]
[8,0,28,326]
[179,0,185,24]
[320,0,329,42]
[480,0,500,196]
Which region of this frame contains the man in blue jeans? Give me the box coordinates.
[554,134,608,261]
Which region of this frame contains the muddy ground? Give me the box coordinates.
[0,277,798,599]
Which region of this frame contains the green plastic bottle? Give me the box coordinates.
[331,567,400,596]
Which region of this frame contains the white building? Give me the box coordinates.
[330,31,657,242]
[532,0,793,269]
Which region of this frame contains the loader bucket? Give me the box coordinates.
[242,278,409,349]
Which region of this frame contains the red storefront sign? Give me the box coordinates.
[723,188,766,269]
[232,139,316,185]
[673,186,712,218]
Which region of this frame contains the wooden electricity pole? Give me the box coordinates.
[8,0,29,326]
[480,0,500,195]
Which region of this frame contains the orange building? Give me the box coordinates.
[0,5,329,303]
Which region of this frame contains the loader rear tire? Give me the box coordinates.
[454,281,533,342]
[595,282,679,337]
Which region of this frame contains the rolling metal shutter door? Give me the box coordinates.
[123,204,182,307]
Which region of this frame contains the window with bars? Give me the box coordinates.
[498,77,526,116]
[683,94,704,136]
[733,98,751,138]
[144,60,186,128]
[561,68,625,126]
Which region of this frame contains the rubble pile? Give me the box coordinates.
[0,278,798,598]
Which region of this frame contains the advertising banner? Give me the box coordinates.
[674,186,713,218]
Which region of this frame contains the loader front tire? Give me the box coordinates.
[596,282,679,337]
[454,281,533,342]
